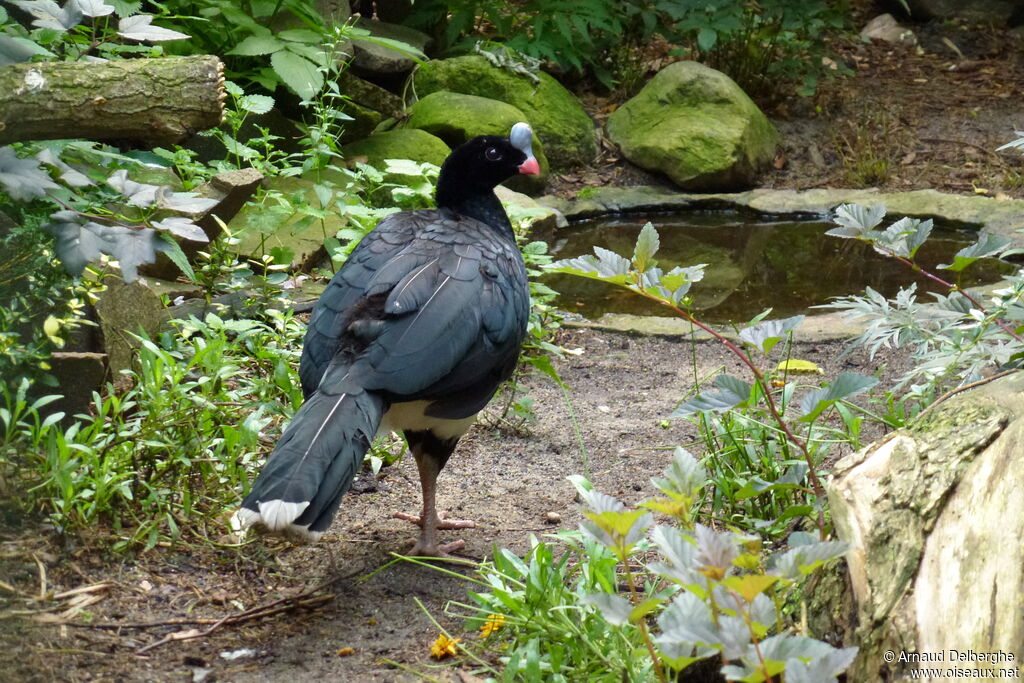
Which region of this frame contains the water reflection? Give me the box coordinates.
[545,212,1013,323]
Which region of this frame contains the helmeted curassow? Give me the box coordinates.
[232,123,541,557]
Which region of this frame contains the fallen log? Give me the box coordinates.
[0,55,224,146]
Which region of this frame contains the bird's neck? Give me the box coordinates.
[436,186,515,241]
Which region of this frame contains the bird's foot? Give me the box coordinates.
[392,511,476,530]
[408,538,467,561]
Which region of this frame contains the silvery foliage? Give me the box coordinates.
[5,0,188,42]
[547,221,707,306]
[0,147,214,282]
[820,203,1024,390]
[572,448,855,682]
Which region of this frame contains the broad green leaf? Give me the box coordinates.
[739,315,804,353]
[799,372,878,421]
[117,14,189,42]
[938,231,1011,272]
[669,374,750,418]
[277,28,323,44]
[632,221,660,272]
[722,574,778,602]
[153,232,195,280]
[271,50,323,101]
[580,593,632,626]
[832,203,885,231]
[238,94,275,115]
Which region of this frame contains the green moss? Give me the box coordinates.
[606,62,779,190]
[414,56,596,168]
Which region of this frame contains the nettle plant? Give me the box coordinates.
[0,144,215,283]
[546,222,878,537]
[1,0,189,62]
[819,203,1024,396]
[461,448,855,682]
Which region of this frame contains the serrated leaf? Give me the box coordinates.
[117,14,189,42]
[106,169,160,206]
[157,190,217,214]
[271,49,323,100]
[238,94,275,115]
[47,219,105,275]
[75,0,114,17]
[722,574,778,602]
[799,372,878,421]
[632,221,660,272]
[104,225,156,282]
[739,315,805,353]
[0,35,52,65]
[785,647,859,683]
[36,148,93,187]
[771,541,849,580]
[833,203,885,231]
[154,233,196,282]
[151,216,207,242]
[938,231,1012,272]
[669,374,750,418]
[580,593,631,627]
[277,28,323,44]
[12,0,82,30]
[227,34,285,56]
[0,147,59,200]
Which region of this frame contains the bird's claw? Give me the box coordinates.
[393,511,477,530]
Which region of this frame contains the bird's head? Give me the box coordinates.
[438,122,541,196]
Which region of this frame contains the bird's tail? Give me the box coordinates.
[232,389,385,542]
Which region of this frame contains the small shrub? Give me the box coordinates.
[457,449,856,681]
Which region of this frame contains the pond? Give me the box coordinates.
[544,211,1015,324]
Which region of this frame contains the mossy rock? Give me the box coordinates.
[607,61,779,191]
[413,55,596,169]
[342,128,450,171]
[406,91,548,193]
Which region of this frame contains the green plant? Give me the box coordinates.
[1,307,305,549]
[547,222,877,536]
[455,448,855,681]
[820,204,1024,397]
[660,0,851,99]
[410,0,660,89]
[0,0,189,62]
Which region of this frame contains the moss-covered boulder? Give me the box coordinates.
[413,55,596,169]
[406,91,548,193]
[607,62,779,191]
[342,128,450,170]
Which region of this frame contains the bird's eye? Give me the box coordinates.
[484,147,503,161]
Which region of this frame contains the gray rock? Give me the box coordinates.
[860,14,917,45]
[93,279,169,390]
[829,372,1024,679]
[339,71,405,120]
[606,62,779,191]
[350,17,430,77]
[139,168,263,281]
[46,351,107,419]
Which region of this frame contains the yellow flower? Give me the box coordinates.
[430,633,461,659]
[480,613,506,638]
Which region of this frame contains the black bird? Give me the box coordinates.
[233,123,540,557]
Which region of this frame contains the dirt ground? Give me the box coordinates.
[2,14,1023,683]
